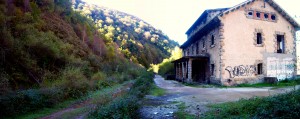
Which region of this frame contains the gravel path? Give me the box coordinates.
[139,75,299,119]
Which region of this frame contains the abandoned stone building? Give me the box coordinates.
[173,0,299,86]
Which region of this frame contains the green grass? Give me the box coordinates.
[173,102,197,119]
[203,89,300,119]
[12,98,79,119]
[150,85,166,96]
[184,78,300,89]
[59,107,90,119]
[14,81,133,119]
[236,78,300,88]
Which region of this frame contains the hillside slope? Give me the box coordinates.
[0,0,158,117]
[73,0,179,67]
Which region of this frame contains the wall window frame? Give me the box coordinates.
[257,63,263,75]
[253,29,264,47]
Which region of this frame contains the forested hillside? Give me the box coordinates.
[0,0,176,117]
[73,0,179,68]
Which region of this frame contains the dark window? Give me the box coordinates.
[248,11,253,17]
[256,12,261,18]
[203,40,205,48]
[257,63,263,75]
[257,33,262,44]
[271,14,276,20]
[277,35,285,53]
[264,13,269,20]
[211,35,215,45]
[211,64,215,76]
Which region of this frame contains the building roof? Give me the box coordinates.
[185,8,229,35]
[181,0,300,49]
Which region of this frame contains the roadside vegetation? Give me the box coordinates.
[174,102,197,119]
[235,78,300,88]
[204,88,300,118]
[0,0,172,118]
[89,71,154,118]
[149,47,182,77]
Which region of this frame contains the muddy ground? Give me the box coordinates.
[139,75,299,119]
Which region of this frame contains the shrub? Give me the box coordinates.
[55,67,90,98]
[89,71,154,118]
[205,89,300,119]
[0,88,63,118]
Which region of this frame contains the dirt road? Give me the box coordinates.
[139,75,299,118]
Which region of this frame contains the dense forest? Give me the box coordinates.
[0,0,177,118]
[73,0,178,68]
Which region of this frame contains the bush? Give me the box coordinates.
[89,71,154,118]
[57,67,90,98]
[0,88,63,118]
[205,89,300,119]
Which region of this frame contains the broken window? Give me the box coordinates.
[211,35,215,46]
[256,12,261,18]
[264,13,269,20]
[257,33,262,44]
[271,14,276,21]
[257,63,263,75]
[211,64,215,76]
[276,35,285,53]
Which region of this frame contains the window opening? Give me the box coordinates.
[256,12,261,18]
[271,14,276,21]
[211,35,215,45]
[257,33,262,44]
[248,11,253,17]
[257,63,263,75]
[264,13,269,20]
[276,35,284,53]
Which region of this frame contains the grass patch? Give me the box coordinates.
[13,81,133,119]
[89,71,154,119]
[183,82,227,88]
[59,107,89,119]
[150,86,166,96]
[236,78,300,88]
[203,89,300,119]
[183,78,300,89]
[11,98,79,119]
[174,102,196,119]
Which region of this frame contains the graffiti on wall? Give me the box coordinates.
[225,65,256,78]
[267,57,294,80]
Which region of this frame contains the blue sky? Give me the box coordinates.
[84,0,300,44]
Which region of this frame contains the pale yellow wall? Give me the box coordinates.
[221,0,295,85]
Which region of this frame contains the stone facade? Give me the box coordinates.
[174,0,299,86]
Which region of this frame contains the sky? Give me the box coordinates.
[83,0,300,45]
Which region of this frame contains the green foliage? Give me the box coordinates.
[204,89,300,119]
[55,67,90,98]
[90,70,154,119]
[236,78,300,88]
[150,46,182,76]
[0,0,176,117]
[150,86,166,96]
[174,102,197,119]
[74,0,179,67]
